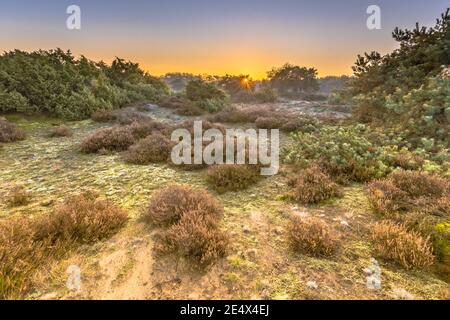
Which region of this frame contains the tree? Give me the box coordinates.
[267,63,319,95]
[347,8,450,143]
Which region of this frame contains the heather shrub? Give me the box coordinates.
[34,191,128,245]
[155,210,228,268]
[6,186,31,207]
[255,114,318,132]
[288,166,342,204]
[371,221,434,269]
[288,216,340,257]
[366,171,450,215]
[255,117,285,129]
[91,110,118,123]
[48,125,73,137]
[81,120,169,154]
[0,118,25,143]
[123,134,173,164]
[208,105,275,123]
[206,165,260,193]
[127,120,170,139]
[145,185,223,226]
[116,110,152,125]
[81,126,135,153]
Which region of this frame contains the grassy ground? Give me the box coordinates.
[0,106,448,300]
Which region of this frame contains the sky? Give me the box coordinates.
[0,0,448,79]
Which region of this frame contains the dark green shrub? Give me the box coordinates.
[186,80,227,113]
[283,124,390,182]
[0,49,169,119]
[160,95,203,116]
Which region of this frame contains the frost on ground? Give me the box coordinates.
[0,104,447,300]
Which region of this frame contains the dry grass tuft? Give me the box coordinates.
[367,170,450,215]
[0,191,127,299]
[6,186,31,207]
[288,216,340,257]
[288,166,342,204]
[145,185,223,226]
[206,165,260,193]
[371,221,434,269]
[0,118,25,143]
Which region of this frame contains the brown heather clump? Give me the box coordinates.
[288,166,342,204]
[288,216,340,257]
[254,116,285,129]
[255,114,317,132]
[208,105,275,123]
[48,125,73,137]
[0,191,127,299]
[123,134,174,164]
[366,170,450,215]
[81,120,171,154]
[371,221,434,270]
[91,110,117,123]
[81,126,135,153]
[6,186,31,207]
[0,118,25,143]
[34,191,128,245]
[206,165,260,194]
[145,185,223,226]
[155,210,228,268]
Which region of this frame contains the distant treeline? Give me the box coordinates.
[0,49,169,119]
